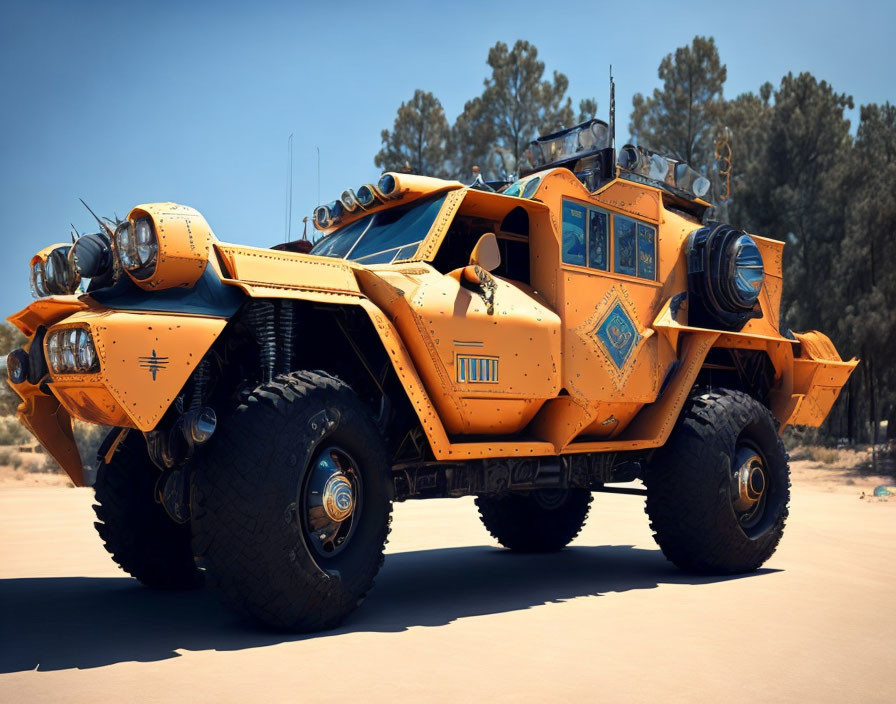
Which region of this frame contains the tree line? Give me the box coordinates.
[374,40,597,180]
[375,36,895,446]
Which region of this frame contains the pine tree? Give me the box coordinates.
[630,36,727,170]
[477,40,576,177]
[835,103,896,444]
[374,90,451,178]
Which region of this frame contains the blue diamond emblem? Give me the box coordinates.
[594,302,641,370]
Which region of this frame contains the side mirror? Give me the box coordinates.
[469,233,501,272]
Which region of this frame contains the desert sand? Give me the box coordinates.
[0,460,894,703]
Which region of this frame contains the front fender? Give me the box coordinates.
[48,309,228,430]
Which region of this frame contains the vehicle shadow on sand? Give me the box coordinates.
[0,544,778,672]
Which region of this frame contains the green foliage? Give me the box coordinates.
[0,446,23,469]
[629,36,727,169]
[577,98,599,123]
[476,40,575,177]
[0,415,32,445]
[376,40,595,181]
[631,35,894,445]
[834,103,896,443]
[370,35,895,447]
[374,90,452,178]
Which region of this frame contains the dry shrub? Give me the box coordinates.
[0,446,23,469]
[807,446,840,465]
[0,415,31,446]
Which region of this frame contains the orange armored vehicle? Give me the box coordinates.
[7,118,855,631]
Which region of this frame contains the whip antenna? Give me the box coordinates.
[609,65,616,172]
[285,134,294,242]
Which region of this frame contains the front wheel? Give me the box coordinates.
[191,371,392,632]
[644,388,790,574]
[93,429,202,589]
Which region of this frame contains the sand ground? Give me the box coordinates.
[0,460,893,703]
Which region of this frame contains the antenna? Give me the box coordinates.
[608,65,616,174]
[316,146,321,210]
[79,198,113,238]
[285,134,294,242]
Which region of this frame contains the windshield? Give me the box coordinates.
[310,194,448,264]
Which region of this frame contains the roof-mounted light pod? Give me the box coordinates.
[340,189,360,213]
[29,244,80,298]
[314,205,331,228]
[619,144,710,200]
[118,203,214,291]
[376,173,402,200]
[356,185,382,208]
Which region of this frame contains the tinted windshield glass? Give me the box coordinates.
[310,194,447,263]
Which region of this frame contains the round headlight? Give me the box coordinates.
[731,234,764,307]
[7,349,27,385]
[62,329,77,370]
[76,329,96,371]
[377,173,397,198]
[45,246,79,295]
[692,176,711,198]
[687,224,765,331]
[45,255,56,286]
[340,190,359,213]
[46,331,62,372]
[115,217,158,278]
[356,185,379,208]
[314,205,331,228]
[30,261,48,298]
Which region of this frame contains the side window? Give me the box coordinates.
[614,215,637,276]
[587,208,609,271]
[637,223,656,280]
[561,201,586,266]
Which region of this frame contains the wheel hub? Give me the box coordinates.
[322,473,355,522]
[732,449,766,512]
[302,446,362,557]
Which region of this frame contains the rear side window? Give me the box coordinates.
[562,201,587,266]
[614,216,637,276]
[563,200,657,280]
[637,223,656,280]
[588,209,609,271]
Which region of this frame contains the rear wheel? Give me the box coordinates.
[644,388,790,573]
[93,430,201,589]
[475,489,592,552]
[191,371,392,632]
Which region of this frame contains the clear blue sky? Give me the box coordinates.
[1,0,893,314]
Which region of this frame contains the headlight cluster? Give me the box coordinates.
[45,328,99,374]
[115,217,158,279]
[30,246,80,298]
[314,173,402,229]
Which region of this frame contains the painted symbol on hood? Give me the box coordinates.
[139,349,169,381]
[593,301,641,370]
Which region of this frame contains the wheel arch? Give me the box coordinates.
[210,292,450,463]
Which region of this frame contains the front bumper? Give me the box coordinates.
[7,297,228,485]
[784,330,858,427]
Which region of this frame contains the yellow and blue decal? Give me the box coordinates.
[594,301,641,370]
[457,355,499,384]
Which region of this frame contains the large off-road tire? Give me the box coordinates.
[644,388,790,574]
[191,371,392,632]
[475,489,592,552]
[93,430,202,589]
